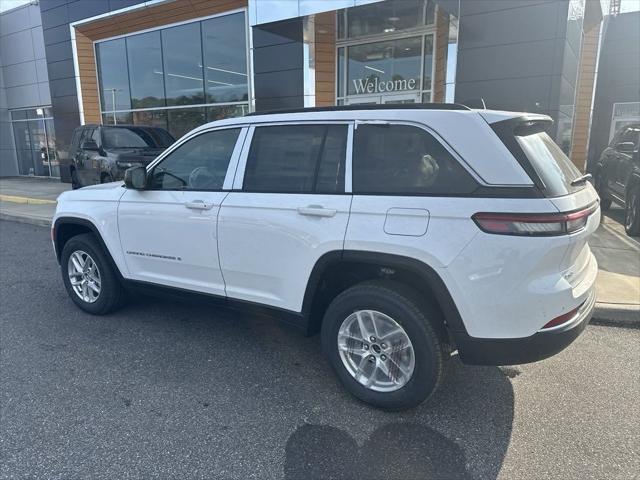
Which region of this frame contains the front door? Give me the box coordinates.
[117,127,246,295]
[218,123,352,312]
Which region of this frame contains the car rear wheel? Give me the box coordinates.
[595,174,612,210]
[321,279,445,411]
[61,233,126,315]
[625,186,640,236]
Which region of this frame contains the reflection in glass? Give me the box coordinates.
[206,104,248,122]
[44,118,59,177]
[127,31,165,108]
[96,39,131,111]
[102,112,134,125]
[202,13,248,103]
[337,47,345,98]
[133,110,168,131]
[12,122,32,175]
[167,108,205,140]
[347,37,422,96]
[345,0,423,38]
[162,23,204,106]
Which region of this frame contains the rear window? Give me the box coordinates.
[515,131,583,197]
[103,127,173,149]
[352,124,478,195]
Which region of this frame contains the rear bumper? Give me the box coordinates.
[453,287,596,366]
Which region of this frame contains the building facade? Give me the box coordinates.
[0,0,605,182]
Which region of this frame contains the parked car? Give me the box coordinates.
[52,105,600,410]
[68,124,174,189]
[593,123,640,236]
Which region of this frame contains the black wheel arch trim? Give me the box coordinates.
[53,217,124,281]
[301,250,469,337]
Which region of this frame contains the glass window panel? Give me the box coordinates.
[96,39,131,111]
[11,110,27,120]
[423,35,434,91]
[133,110,168,131]
[347,37,422,96]
[352,124,477,195]
[315,125,348,194]
[337,10,346,39]
[102,112,133,125]
[244,125,334,193]
[149,128,240,191]
[206,104,248,122]
[202,13,248,104]
[28,120,49,176]
[337,47,345,98]
[346,0,423,38]
[127,31,165,108]
[167,108,205,140]
[162,23,204,106]
[44,118,59,177]
[425,0,435,26]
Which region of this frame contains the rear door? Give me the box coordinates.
[217,122,352,312]
[117,126,246,295]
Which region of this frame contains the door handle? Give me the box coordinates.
[297,205,337,217]
[185,200,214,210]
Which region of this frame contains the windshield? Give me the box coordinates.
[516,131,583,197]
[103,127,174,149]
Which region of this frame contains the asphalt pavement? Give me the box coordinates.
[1,220,639,480]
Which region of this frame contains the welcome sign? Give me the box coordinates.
[352,77,418,95]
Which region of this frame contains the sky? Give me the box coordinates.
[1,0,639,16]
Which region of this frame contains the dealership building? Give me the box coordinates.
[2,0,634,183]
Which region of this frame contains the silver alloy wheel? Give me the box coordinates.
[67,250,101,303]
[337,310,415,392]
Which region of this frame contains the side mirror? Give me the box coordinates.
[81,139,99,151]
[124,166,147,190]
[615,141,635,153]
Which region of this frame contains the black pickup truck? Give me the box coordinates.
[68,124,174,189]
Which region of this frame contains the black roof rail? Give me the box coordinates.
[246,103,471,116]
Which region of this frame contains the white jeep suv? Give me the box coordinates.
[52,105,599,410]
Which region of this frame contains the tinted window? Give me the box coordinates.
[95,39,131,111]
[516,132,582,196]
[162,23,204,106]
[149,128,240,190]
[202,12,248,103]
[243,125,347,193]
[127,31,165,108]
[353,124,477,195]
[103,127,165,149]
[619,126,640,149]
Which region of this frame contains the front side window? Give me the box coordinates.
[353,124,477,195]
[243,125,348,193]
[148,128,240,191]
[103,127,157,149]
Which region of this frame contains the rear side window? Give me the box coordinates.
[352,124,477,195]
[515,131,582,197]
[243,124,347,193]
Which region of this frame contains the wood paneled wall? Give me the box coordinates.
[432,7,449,103]
[73,0,247,124]
[314,12,337,107]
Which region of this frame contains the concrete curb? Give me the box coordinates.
[0,194,56,205]
[0,211,52,228]
[592,302,640,329]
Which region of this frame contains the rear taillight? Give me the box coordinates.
[472,202,598,236]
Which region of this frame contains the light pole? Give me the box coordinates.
[105,88,122,124]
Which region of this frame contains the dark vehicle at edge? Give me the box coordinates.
[69,124,174,189]
[594,123,640,236]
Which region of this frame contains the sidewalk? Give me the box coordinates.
[1,176,638,326]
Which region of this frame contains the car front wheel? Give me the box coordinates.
[625,186,640,236]
[60,233,126,314]
[321,280,446,411]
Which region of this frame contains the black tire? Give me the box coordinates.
[321,279,446,411]
[60,233,126,315]
[70,168,81,190]
[101,173,113,184]
[595,174,612,210]
[625,186,640,236]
